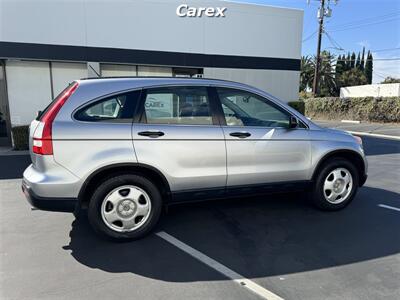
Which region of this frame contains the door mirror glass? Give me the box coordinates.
[289,116,299,129]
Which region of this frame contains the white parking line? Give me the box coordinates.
[378,204,400,212]
[156,231,284,300]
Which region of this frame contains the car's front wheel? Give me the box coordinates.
[311,158,359,210]
[88,174,162,241]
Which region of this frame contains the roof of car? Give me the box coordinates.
[81,76,266,93]
[79,76,252,88]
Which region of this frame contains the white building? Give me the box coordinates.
[0,0,303,146]
[340,83,400,98]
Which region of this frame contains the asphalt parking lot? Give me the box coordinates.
[1,136,399,300]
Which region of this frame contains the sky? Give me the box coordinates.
[229,0,400,83]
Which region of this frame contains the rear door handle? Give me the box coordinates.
[229,132,251,138]
[138,131,165,138]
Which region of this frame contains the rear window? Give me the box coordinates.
[74,90,140,122]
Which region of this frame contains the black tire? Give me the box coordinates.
[311,158,359,211]
[88,174,162,241]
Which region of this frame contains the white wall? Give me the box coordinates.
[1,0,303,124]
[101,65,173,77]
[6,61,88,125]
[204,68,300,102]
[0,0,303,60]
[137,66,172,77]
[340,83,400,98]
[101,64,138,77]
[51,62,87,96]
[5,61,52,125]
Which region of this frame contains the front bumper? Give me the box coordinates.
[360,173,368,187]
[22,180,77,213]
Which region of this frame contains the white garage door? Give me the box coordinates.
[51,62,87,96]
[6,60,52,126]
[138,66,172,76]
[101,64,137,77]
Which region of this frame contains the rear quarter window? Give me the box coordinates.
[74,90,140,122]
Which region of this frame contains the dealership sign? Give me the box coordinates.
[176,4,227,17]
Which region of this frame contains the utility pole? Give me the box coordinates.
[312,0,325,97]
[309,0,337,97]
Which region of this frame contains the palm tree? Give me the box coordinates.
[300,51,338,96]
[318,51,338,96]
[300,56,313,92]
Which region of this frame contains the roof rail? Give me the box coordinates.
[79,76,241,84]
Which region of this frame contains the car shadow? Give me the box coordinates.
[66,186,400,281]
[361,136,400,156]
[0,154,31,179]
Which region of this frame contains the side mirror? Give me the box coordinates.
[289,116,299,129]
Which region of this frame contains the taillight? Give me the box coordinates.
[33,82,79,155]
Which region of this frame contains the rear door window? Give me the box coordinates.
[141,86,214,125]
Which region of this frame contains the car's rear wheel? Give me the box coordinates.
[88,174,162,241]
[311,158,359,210]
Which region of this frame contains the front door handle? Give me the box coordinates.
[229,131,251,138]
[138,131,165,138]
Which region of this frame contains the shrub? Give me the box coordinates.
[304,97,400,123]
[288,101,305,115]
[11,125,29,150]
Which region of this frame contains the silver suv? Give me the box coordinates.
[22,78,367,240]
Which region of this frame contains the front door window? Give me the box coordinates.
[216,87,290,128]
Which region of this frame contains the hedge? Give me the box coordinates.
[288,101,305,115]
[11,125,29,150]
[304,97,400,123]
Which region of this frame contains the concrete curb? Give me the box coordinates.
[341,120,361,124]
[346,131,400,141]
[0,150,29,156]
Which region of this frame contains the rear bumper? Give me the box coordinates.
[22,180,77,213]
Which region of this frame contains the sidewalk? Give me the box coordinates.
[0,147,29,156]
[314,120,400,140]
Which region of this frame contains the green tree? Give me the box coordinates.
[318,51,338,96]
[360,47,365,71]
[356,52,361,70]
[338,68,368,87]
[350,52,356,69]
[381,77,400,84]
[299,52,338,96]
[299,55,314,92]
[335,54,345,78]
[345,53,351,71]
[364,51,373,84]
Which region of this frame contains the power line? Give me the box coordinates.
[320,57,400,62]
[328,11,400,29]
[324,30,344,50]
[373,72,389,79]
[365,58,400,61]
[328,17,400,32]
[302,30,318,43]
[374,70,396,77]
[370,47,400,53]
